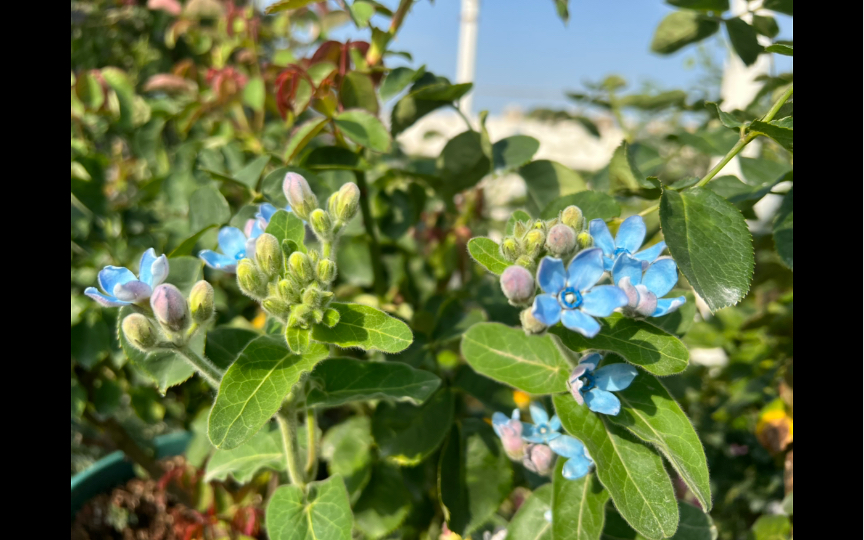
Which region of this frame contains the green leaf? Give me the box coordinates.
[334,109,392,152]
[233,155,271,190]
[660,187,754,311]
[772,188,793,270]
[673,502,717,539]
[205,423,290,483]
[651,11,720,54]
[373,388,454,465]
[725,18,763,66]
[519,160,587,215]
[762,0,792,15]
[242,77,265,112]
[189,186,230,231]
[553,395,678,540]
[208,336,329,449]
[306,357,441,408]
[265,476,353,540]
[350,0,376,27]
[739,157,790,185]
[506,483,553,540]
[284,326,310,354]
[541,191,621,222]
[380,66,425,101]
[310,303,413,353]
[321,416,373,502]
[493,135,540,172]
[552,462,609,540]
[505,210,533,235]
[284,118,329,163]
[205,327,258,370]
[437,131,492,195]
[265,0,319,14]
[649,289,697,337]
[609,142,660,191]
[169,225,217,257]
[554,0,569,23]
[749,117,793,153]
[340,72,379,114]
[76,71,105,110]
[751,15,779,38]
[304,146,370,171]
[749,515,790,540]
[550,314,689,376]
[605,369,712,510]
[705,102,745,129]
[354,463,412,539]
[461,323,572,394]
[765,43,793,56]
[163,256,203,295]
[467,237,512,275]
[666,0,728,10]
[94,378,122,416]
[265,210,306,246]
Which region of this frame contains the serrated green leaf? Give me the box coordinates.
[265,210,306,246]
[310,303,413,353]
[540,191,621,222]
[705,102,745,129]
[285,118,328,163]
[335,109,392,152]
[373,388,453,465]
[550,314,689,376]
[265,476,353,540]
[506,210,533,235]
[467,237,512,275]
[493,135,540,172]
[739,157,790,185]
[380,66,425,101]
[208,336,329,449]
[660,187,754,311]
[461,323,572,394]
[205,327,258,370]
[340,72,379,114]
[189,186,230,231]
[773,188,793,270]
[750,117,793,152]
[553,395,678,540]
[610,142,660,191]
[651,11,720,54]
[204,423,292,483]
[354,463,412,539]
[552,462,609,540]
[726,18,763,66]
[321,416,373,502]
[306,357,440,408]
[519,160,587,215]
[506,483,553,540]
[605,369,711,510]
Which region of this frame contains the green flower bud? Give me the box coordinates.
[122,313,159,351]
[513,220,529,238]
[501,236,520,262]
[311,308,324,325]
[189,280,215,324]
[520,308,547,334]
[316,259,337,283]
[288,252,314,285]
[287,304,313,328]
[237,258,267,298]
[150,284,190,333]
[283,172,318,221]
[532,219,547,233]
[262,297,292,319]
[255,233,282,279]
[309,209,333,240]
[545,224,577,257]
[560,205,584,230]
[278,279,300,303]
[515,255,536,272]
[329,182,361,222]
[302,284,323,307]
[308,249,320,266]
[523,229,546,258]
[577,231,594,250]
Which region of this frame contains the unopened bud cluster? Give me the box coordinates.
[121,280,215,352]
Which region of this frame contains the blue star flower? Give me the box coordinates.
[85,248,169,307]
[198,203,287,273]
[549,434,594,480]
[531,249,629,338]
[612,254,687,317]
[589,215,667,271]
[522,402,562,444]
[567,353,638,415]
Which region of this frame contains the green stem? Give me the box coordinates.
[451,104,474,131]
[277,412,306,489]
[354,170,387,295]
[322,240,333,260]
[304,407,318,480]
[177,347,223,389]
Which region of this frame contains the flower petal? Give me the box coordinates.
[217,227,248,259]
[113,280,153,302]
[653,296,687,317]
[594,363,638,391]
[633,285,658,317]
[566,248,605,291]
[532,294,562,327]
[612,254,643,287]
[84,287,129,307]
[548,434,587,459]
[245,237,258,262]
[150,255,169,288]
[529,402,550,425]
[250,219,264,239]
[618,277,640,308]
[548,415,561,432]
[561,309,601,338]
[584,388,621,415]
[634,241,667,264]
[581,285,629,317]
[537,257,567,294]
[562,455,594,480]
[257,202,278,223]
[615,215,646,254]
[98,266,136,296]
[568,377,584,405]
[199,250,239,272]
[642,257,678,298]
[522,430,547,444]
[578,353,601,372]
[491,412,510,436]
[138,248,157,284]
[588,219,615,256]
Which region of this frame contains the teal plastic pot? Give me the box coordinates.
[70,431,192,518]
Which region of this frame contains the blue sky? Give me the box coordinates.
[322,1,793,114]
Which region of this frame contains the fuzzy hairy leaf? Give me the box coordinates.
[467,237,512,275]
[373,388,453,466]
[552,462,609,540]
[306,357,440,408]
[310,303,413,353]
[265,476,353,540]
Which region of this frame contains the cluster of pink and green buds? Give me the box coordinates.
[235,172,360,353]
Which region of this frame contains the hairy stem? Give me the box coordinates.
[354,170,387,295]
[277,412,306,489]
[304,407,318,480]
[177,347,223,389]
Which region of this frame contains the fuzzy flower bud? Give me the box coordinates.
[302,284,323,307]
[150,284,190,333]
[316,259,337,283]
[309,209,333,240]
[122,313,159,351]
[277,279,298,302]
[189,280,215,324]
[237,259,267,298]
[500,236,520,262]
[283,172,318,221]
[498,419,526,460]
[288,252,314,284]
[287,304,313,328]
[561,205,584,230]
[532,219,547,233]
[545,224,577,257]
[254,233,282,279]
[328,182,361,222]
[523,230,546,258]
[522,444,555,476]
[520,308,547,334]
[500,265,535,305]
[577,230,594,250]
[513,220,529,238]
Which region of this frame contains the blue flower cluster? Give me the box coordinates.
[531,215,686,337]
[492,403,594,481]
[198,203,286,272]
[85,248,169,307]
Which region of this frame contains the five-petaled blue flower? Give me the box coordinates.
[522,402,562,444]
[198,203,281,272]
[612,254,687,317]
[589,215,667,271]
[85,248,169,307]
[567,353,638,415]
[531,248,629,338]
[549,433,595,480]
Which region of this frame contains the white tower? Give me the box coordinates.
[456,0,480,116]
